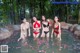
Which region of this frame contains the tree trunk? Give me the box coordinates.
[66,5,69,23]
[29,0,33,18]
[78,5,80,24]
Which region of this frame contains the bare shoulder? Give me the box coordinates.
[21,23,23,26]
[58,22,61,25]
[58,22,61,27]
[20,24,23,27]
[26,22,29,24]
[37,20,41,23]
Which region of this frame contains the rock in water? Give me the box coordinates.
[67,23,72,27]
[76,25,80,31]
[73,25,80,37]
[12,25,20,31]
[0,28,11,40]
[70,24,78,32]
[61,22,70,29]
[74,30,80,39]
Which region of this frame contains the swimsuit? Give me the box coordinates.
[43,23,49,27]
[54,25,59,35]
[42,22,49,34]
[33,21,41,35]
[33,21,40,28]
[54,24,61,41]
[44,31,49,35]
[33,31,39,35]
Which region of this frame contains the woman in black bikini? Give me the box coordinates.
[41,15,50,42]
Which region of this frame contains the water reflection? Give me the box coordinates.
[0,29,79,53]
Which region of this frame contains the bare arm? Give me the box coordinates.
[51,28,54,35]
[20,24,23,38]
[28,23,31,36]
[58,22,61,34]
[33,23,35,30]
[51,23,54,35]
[17,24,23,41]
[38,21,41,29]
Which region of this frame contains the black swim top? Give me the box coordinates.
[42,22,49,27]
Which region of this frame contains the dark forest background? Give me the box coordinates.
[0,0,80,25]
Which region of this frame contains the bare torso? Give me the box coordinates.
[42,21,49,32]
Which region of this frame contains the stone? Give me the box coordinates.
[0,28,12,40]
[75,25,80,31]
[69,24,78,32]
[5,25,14,33]
[12,25,20,31]
[5,24,30,31]
[74,30,80,36]
[67,23,73,27]
[60,22,67,26]
[60,22,70,29]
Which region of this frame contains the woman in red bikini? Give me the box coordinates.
[33,17,41,40]
[52,16,62,50]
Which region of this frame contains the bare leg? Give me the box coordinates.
[33,33,39,41]
[18,37,22,42]
[53,33,58,46]
[46,32,49,42]
[57,34,62,51]
[18,34,26,42]
[41,31,45,40]
[51,34,53,41]
[46,32,49,48]
[33,33,36,40]
[33,33,40,51]
[51,30,53,41]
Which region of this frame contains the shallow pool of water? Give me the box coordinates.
[0,29,79,53]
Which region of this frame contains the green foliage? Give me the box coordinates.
[0,0,79,24]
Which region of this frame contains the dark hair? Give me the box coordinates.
[21,17,24,20]
[42,15,47,21]
[21,18,26,23]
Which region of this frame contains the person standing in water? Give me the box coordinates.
[33,17,41,40]
[47,19,53,39]
[41,16,50,41]
[18,18,30,42]
[52,16,62,50]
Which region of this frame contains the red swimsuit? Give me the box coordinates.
[33,21,41,35]
[54,25,59,35]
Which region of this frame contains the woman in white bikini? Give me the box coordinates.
[18,18,30,42]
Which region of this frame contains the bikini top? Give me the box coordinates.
[33,21,41,28]
[42,22,49,27]
[54,25,59,30]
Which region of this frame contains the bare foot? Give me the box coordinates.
[52,51,54,53]
[59,48,61,51]
[38,50,42,52]
[59,47,62,51]
[18,39,20,42]
[18,38,21,42]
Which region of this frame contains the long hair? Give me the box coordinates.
[52,16,59,28]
